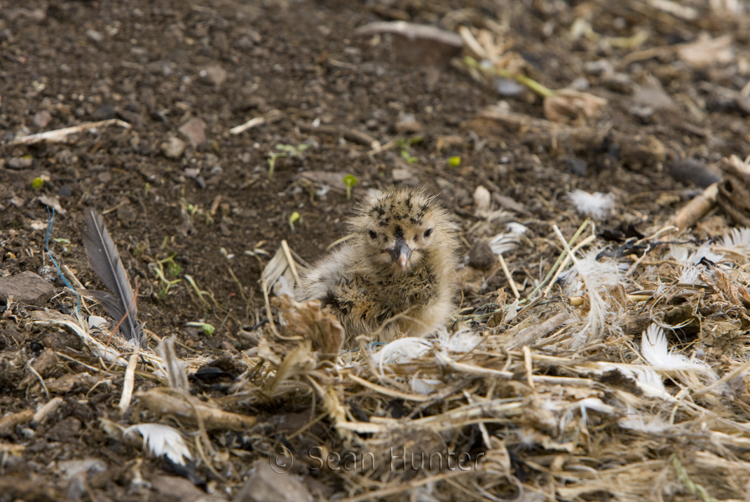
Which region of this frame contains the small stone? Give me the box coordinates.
[670,158,721,188]
[33,110,52,128]
[0,271,55,306]
[469,240,496,271]
[153,475,209,502]
[92,104,116,120]
[39,194,66,215]
[57,184,73,198]
[162,136,186,158]
[394,112,422,133]
[200,64,227,87]
[116,203,138,227]
[232,462,312,502]
[354,21,462,69]
[46,416,82,442]
[46,373,80,393]
[392,168,413,181]
[85,29,104,43]
[7,157,33,169]
[473,186,491,217]
[178,118,207,149]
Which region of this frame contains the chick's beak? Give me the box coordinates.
[389,238,412,270]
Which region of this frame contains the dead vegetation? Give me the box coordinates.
[3,0,750,500]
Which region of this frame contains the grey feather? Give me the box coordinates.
[82,209,144,347]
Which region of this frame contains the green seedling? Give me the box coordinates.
[32,177,44,190]
[152,255,181,300]
[53,238,70,244]
[184,275,226,313]
[163,257,181,278]
[267,151,287,179]
[343,174,358,200]
[186,321,215,336]
[448,156,462,167]
[289,211,300,231]
[276,142,313,158]
[395,136,422,164]
[401,150,417,164]
[132,241,147,259]
[144,182,151,196]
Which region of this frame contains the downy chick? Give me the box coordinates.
[297,187,459,343]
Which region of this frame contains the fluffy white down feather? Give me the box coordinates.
[124,423,192,466]
[720,227,750,249]
[567,190,615,220]
[641,324,712,374]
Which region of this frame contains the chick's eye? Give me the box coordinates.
[423,228,433,238]
[368,230,378,239]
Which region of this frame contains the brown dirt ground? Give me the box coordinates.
[1,0,750,500]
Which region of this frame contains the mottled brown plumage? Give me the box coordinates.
[296,187,459,343]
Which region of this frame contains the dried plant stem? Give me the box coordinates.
[349,373,431,402]
[340,470,474,502]
[674,183,718,230]
[119,346,140,414]
[498,254,519,298]
[463,56,556,98]
[280,239,301,285]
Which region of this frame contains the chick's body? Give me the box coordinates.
[297,188,458,342]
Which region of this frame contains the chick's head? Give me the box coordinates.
[352,188,450,272]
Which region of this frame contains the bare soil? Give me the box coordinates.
[1,0,750,500]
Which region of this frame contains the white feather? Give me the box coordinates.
[632,367,669,398]
[641,324,709,372]
[374,338,432,374]
[561,250,624,296]
[568,190,615,219]
[679,265,702,285]
[598,363,671,400]
[488,223,527,255]
[124,424,192,466]
[720,227,750,249]
[273,276,294,298]
[562,250,624,348]
[410,378,442,395]
[619,414,670,433]
[436,328,482,353]
[669,244,724,266]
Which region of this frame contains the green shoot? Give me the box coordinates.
[396,136,421,164]
[267,151,287,179]
[401,150,417,164]
[463,56,556,98]
[289,211,300,231]
[448,156,462,167]
[132,241,147,258]
[184,274,211,309]
[186,321,215,336]
[152,256,181,300]
[184,274,225,313]
[32,177,44,190]
[343,174,358,200]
